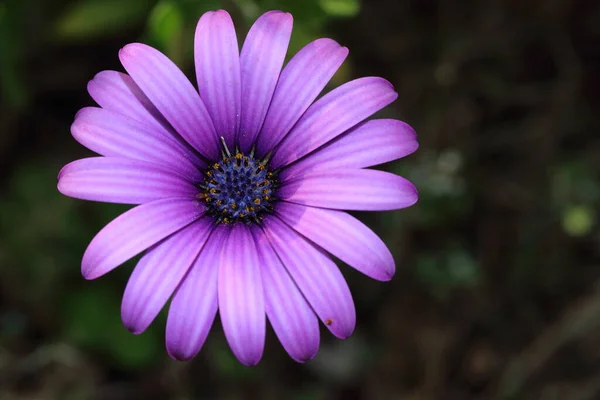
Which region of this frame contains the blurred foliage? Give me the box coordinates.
[0,0,29,109]
[55,0,154,40]
[415,245,480,299]
[146,1,185,63]
[563,205,595,237]
[318,0,360,17]
[1,0,599,398]
[62,284,163,369]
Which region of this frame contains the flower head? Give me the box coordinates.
[58,10,418,365]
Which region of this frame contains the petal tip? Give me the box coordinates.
[228,342,265,367]
[324,316,355,339]
[166,335,200,362]
[229,344,264,367]
[292,349,319,363]
[86,77,97,93]
[123,322,144,335]
[69,120,81,138]
[265,10,293,23]
[406,141,420,158]
[334,45,350,63]
[118,47,130,64]
[408,183,419,204]
[73,107,86,121]
[379,259,396,282]
[81,267,98,280]
[237,356,262,367]
[381,77,395,88]
[167,348,194,362]
[121,307,146,335]
[81,254,102,280]
[91,70,114,81]
[314,37,341,50]
[396,178,419,208]
[214,9,231,18]
[56,177,66,193]
[379,270,394,282]
[119,43,145,64]
[332,329,354,340]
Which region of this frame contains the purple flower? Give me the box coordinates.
[57,10,418,365]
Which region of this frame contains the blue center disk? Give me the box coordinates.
[200,152,276,224]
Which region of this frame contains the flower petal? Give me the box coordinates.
[271,77,398,168]
[238,11,293,152]
[250,226,319,362]
[166,225,227,361]
[262,216,355,338]
[278,169,418,211]
[119,43,220,159]
[256,38,348,156]
[281,119,418,181]
[121,218,213,334]
[276,202,394,281]
[219,223,265,366]
[194,10,240,148]
[58,157,197,204]
[72,107,205,180]
[81,197,204,279]
[87,70,169,132]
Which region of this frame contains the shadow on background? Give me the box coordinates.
[1,0,599,399]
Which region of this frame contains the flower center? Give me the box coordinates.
[200,148,277,225]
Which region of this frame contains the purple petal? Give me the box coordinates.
[262,216,355,338]
[194,10,240,148]
[276,202,395,281]
[87,70,170,133]
[119,43,220,159]
[219,223,265,366]
[250,226,319,362]
[256,38,348,156]
[72,107,205,180]
[58,157,197,204]
[281,119,418,181]
[278,169,418,211]
[121,218,213,334]
[238,11,293,152]
[81,198,204,279]
[271,77,398,168]
[166,225,227,361]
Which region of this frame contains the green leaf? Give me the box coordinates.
[562,205,595,237]
[319,0,360,17]
[55,0,154,40]
[62,285,160,369]
[178,0,222,19]
[108,326,160,369]
[0,0,28,109]
[62,286,120,348]
[211,340,259,380]
[414,247,479,298]
[147,1,184,60]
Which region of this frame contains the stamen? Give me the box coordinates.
[262,151,273,164]
[220,136,231,158]
[199,150,278,225]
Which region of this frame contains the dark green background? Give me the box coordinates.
[1,0,599,398]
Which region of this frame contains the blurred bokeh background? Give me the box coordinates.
[1,0,600,398]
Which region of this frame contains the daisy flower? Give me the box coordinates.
[58,9,418,365]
